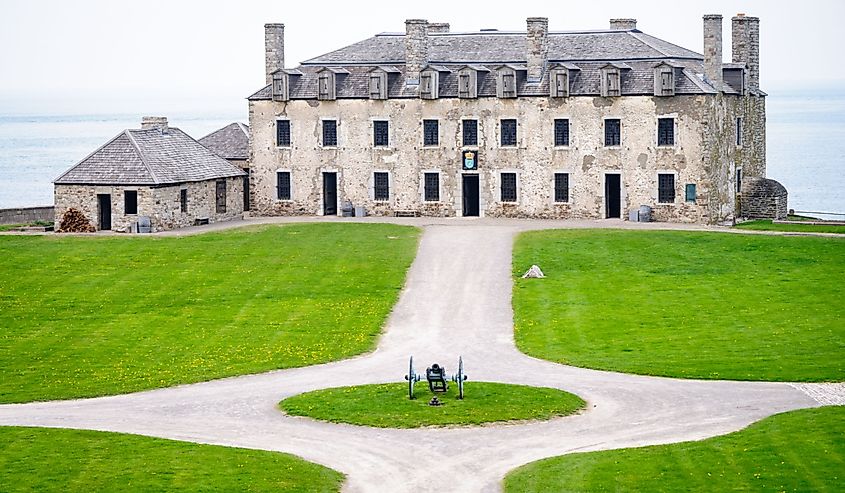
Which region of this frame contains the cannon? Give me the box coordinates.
[404,356,467,400]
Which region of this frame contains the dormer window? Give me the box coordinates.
[654,65,675,97]
[318,72,335,100]
[369,72,387,100]
[497,68,517,98]
[550,70,569,98]
[601,68,621,97]
[272,72,289,101]
[420,70,439,100]
[458,68,478,99]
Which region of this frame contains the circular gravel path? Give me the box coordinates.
[0,217,838,493]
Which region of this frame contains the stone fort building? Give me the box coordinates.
[248,14,766,223]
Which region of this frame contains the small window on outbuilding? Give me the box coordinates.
[423,120,439,146]
[605,119,621,147]
[501,173,517,202]
[180,189,188,213]
[424,172,440,202]
[322,120,337,147]
[554,173,570,203]
[658,118,675,146]
[420,70,439,100]
[124,190,137,215]
[658,174,675,203]
[373,120,389,147]
[462,120,478,146]
[215,180,227,213]
[277,171,291,200]
[374,172,389,201]
[554,119,570,147]
[276,120,291,147]
[501,119,517,147]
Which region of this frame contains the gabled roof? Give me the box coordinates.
[199,122,250,161]
[55,126,246,185]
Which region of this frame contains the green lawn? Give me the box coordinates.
[513,230,844,381]
[280,382,585,428]
[504,406,845,492]
[0,427,342,492]
[736,219,845,234]
[0,223,419,403]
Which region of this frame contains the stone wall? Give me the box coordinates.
[249,92,764,224]
[54,177,243,232]
[0,206,54,225]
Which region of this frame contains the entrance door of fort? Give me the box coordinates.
[605,174,621,218]
[97,194,111,230]
[323,172,337,216]
[462,174,479,217]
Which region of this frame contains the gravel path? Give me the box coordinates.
[0,219,828,492]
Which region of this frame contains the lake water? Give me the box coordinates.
[0,92,842,217]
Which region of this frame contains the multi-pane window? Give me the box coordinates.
[554,173,569,203]
[424,172,440,202]
[658,118,675,146]
[180,189,187,213]
[658,173,675,203]
[322,120,337,146]
[462,120,478,146]
[374,172,389,200]
[215,180,227,213]
[501,119,517,147]
[501,172,517,202]
[277,171,291,200]
[124,190,137,214]
[605,119,621,146]
[276,120,291,147]
[423,120,439,146]
[736,117,743,146]
[554,119,570,146]
[373,120,389,147]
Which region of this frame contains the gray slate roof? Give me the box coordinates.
[199,123,249,161]
[249,28,748,101]
[55,127,247,185]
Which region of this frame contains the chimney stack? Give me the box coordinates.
[405,19,429,84]
[610,19,637,30]
[732,14,760,90]
[141,116,168,132]
[265,23,285,85]
[703,14,723,87]
[427,22,450,33]
[526,17,549,83]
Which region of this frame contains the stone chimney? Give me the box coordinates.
[526,17,549,83]
[141,116,168,132]
[265,23,285,85]
[405,19,429,84]
[427,22,450,33]
[732,14,760,90]
[610,19,637,30]
[703,14,723,87]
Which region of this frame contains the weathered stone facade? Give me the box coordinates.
[248,14,770,224]
[54,177,243,232]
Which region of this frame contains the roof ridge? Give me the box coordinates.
[237,122,249,136]
[53,131,131,184]
[627,31,670,57]
[631,31,703,59]
[125,129,163,185]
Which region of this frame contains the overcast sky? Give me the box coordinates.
[1,0,842,116]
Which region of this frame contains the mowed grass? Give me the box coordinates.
[504,406,845,492]
[280,382,585,428]
[0,223,419,403]
[513,230,844,381]
[735,219,845,234]
[0,427,343,492]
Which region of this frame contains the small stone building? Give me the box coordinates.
[199,122,251,210]
[740,176,788,219]
[54,117,247,232]
[248,14,776,224]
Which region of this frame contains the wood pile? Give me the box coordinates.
[57,208,96,233]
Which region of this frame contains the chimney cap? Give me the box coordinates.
[609,18,637,30]
[526,17,549,22]
[264,23,284,28]
[703,14,723,20]
[405,19,428,25]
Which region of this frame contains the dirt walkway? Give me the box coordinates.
[0,219,836,492]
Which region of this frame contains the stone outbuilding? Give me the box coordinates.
[199,122,251,210]
[740,176,788,219]
[54,117,247,232]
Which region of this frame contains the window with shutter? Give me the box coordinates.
[458,70,477,98]
[369,74,385,99]
[318,73,335,100]
[661,71,674,95]
[420,71,438,99]
[500,71,516,98]
[462,120,478,146]
[607,71,620,96]
[552,71,569,97]
[272,74,288,101]
[658,174,675,203]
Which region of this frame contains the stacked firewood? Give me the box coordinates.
[57,208,96,233]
